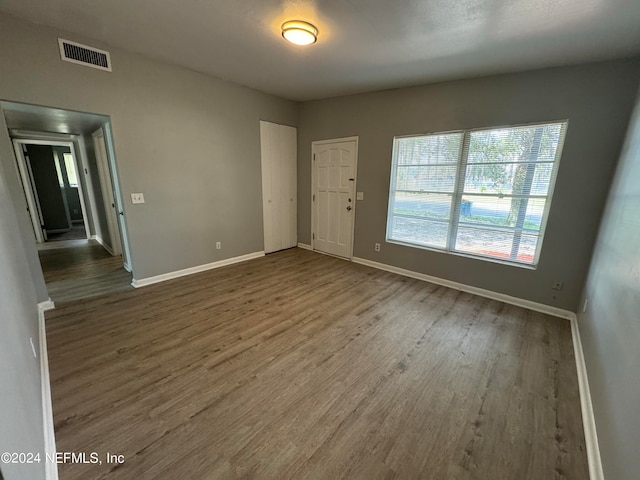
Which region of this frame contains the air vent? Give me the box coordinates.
[58,38,111,71]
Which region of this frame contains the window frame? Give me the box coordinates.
[385,120,568,268]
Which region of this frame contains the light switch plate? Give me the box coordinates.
[131,193,145,204]
[356,191,364,200]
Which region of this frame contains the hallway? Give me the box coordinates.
[38,240,132,304]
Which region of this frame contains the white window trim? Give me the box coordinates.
[386,120,568,268]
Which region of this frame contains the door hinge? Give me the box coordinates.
[313,153,316,161]
[313,233,315,240]
[313,194,315,201]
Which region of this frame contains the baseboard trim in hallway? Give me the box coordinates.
[131,251,265,288]
[90,235,114,256]
[38,300,58,480]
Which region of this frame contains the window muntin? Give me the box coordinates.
[386,122,567,267]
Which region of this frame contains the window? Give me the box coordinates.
[63,153,79,187]
[54,155,65,187]
[386,121,567,267]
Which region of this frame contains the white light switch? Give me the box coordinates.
[356,191,364,201]
[131,193,145,204]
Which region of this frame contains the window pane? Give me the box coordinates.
[523,198,546,231]
[389,217,449,248]
[392,192,452,220]
[395,133,463,165]
[54,156,64,187]
[455,226,539,264]
[457,195,545,232]
[463,162,555,196]
[63,153,78,187]
[513,233,540,264]
[395,165,457,192]
[467,123,565,164]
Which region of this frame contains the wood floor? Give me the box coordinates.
[39,241,132,303]
[45,248,588,480]
[46,223,88,242]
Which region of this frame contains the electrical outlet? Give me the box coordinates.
[216,241,221,250]
[356,191,364,201]
[374,243,381,252]
[552,280,563,291]
[131,193,145,204]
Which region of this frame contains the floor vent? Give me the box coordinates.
[58,38,111,72]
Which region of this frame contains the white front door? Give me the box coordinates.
[312,138,358,258]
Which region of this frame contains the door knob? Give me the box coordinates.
[346,205,352,211]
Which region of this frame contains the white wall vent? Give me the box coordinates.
[58,38,111,72]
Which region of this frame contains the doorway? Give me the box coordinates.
[1,101,134,303]
[311,137,358,259]
[13,139,91,244]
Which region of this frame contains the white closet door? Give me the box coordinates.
[260,121,297,254]
[260,122,275,253]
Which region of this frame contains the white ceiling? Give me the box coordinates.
[2,0,640,101]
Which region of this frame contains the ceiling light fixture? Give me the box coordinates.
[281,20,318,46]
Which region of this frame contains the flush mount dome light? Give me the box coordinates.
[281,20,318,45]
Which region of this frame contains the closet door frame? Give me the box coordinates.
[260,120,297,254]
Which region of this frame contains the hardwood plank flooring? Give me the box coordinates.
[45,223,88,242]
[38,241,132,304]
[45,248,588,479]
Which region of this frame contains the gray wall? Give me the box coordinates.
[0,13,298,281]
[298,59,640,310]
[0,111,48,302]
[577,87,640,480]
[0,121,46,479]
[65,186,83,222]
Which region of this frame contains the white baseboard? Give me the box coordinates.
[90,235,114,256]
[38,299,55,312]
[351,257,574,320]
[570,314,604,480]
[131,251,265,288]
[297,243,312,251]
[37,300,58,480]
